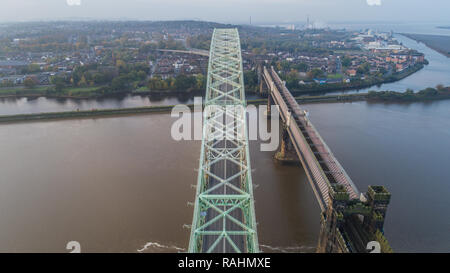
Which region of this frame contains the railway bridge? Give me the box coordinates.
[261,66,393,253]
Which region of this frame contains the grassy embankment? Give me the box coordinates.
[367,86,450,102]
[0,86,103,98]
[0,85,206,98]
[0,104,186,123]
[0,94,368,124]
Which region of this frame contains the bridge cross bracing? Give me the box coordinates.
[188,28,259,253]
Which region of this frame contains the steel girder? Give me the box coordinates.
[188,28,259,253]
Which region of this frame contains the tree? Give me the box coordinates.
[307,68,324,79]
[195,74,206,90]
[174,74,196,90]
[51,76,66,92]
[0,79,14,87]
[293,62,308,72]
[286,69,300,89]
[280,60,290,71]
[137,71,147,81]
[356,66,365,75]
[360,62,370,73]
[116,59,126,69]
[111,75,131,91]
[148,76,166,90]
[341,56,352,67]
[24,77,36,89]
[78,75,87,87]
[21,64,40,74]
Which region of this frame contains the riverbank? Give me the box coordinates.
[2,88,449,124]
[5,89,450,124]
[0,86,204,100]
[0,104,184,123]
[289,63,425,96]
[0,95,362,123]
[367,86,450,102]
[402,33,450,58]
[2,84,449,124]
[0,86,104,99]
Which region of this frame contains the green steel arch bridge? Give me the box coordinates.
[188,28,258,253]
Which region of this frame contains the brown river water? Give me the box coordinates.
[0,112,319,253]
[1,99,450,252]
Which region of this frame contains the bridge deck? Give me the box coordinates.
[264,66,359,210]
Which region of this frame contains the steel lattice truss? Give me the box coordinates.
[188,29,259,253]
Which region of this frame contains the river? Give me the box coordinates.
[1,99,449,252]
[0,113,319,253]
[0,94,195,116]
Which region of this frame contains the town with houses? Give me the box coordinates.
[0,21,426,97]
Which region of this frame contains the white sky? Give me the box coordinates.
[1,0,449,24]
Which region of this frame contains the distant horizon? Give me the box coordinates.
[1,0,450,25]
[1,18,449,26]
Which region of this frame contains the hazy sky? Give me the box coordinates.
[1,0,450,24]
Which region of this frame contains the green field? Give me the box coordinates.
[0,86,103,97]
[327,73,343,79]
[133,86,151,92]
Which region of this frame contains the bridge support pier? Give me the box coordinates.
[259,80,266,96]
[274,122,300,164]
[259,64,269,96]
[265,95,274,119]
[317,185,392,253]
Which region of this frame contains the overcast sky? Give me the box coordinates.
[1,0,450,24]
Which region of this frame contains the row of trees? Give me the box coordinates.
[187,34,211,50]
[51,62,150,89]
[368,85,449,101]
[242,37,332,55]
[0,76,41,89]
[274,60,309,73]
[147,72,260,93]
[148,74,205,91]
[45,61,150,94]
[280,68,326,89]
[138,37,186,52]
